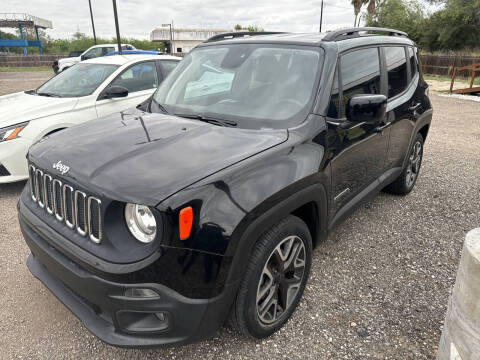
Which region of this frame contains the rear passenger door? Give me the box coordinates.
[327,46,390,214]
[96,61,159,118]
[382,46,419,169]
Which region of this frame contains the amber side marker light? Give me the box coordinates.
[179,206,193,240]
[5,125,25,140]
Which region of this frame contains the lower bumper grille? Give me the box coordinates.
[28,164,102,243]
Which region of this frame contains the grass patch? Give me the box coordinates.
[0,66,51,72]
[424,75,480,86]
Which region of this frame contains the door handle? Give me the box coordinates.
[409,103,421,112]
[375,122,391,133]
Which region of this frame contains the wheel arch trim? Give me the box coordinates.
[224,183,328,286]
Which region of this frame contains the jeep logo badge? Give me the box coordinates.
[52,161,70,175]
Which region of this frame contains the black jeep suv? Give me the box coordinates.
[18,28,432,346]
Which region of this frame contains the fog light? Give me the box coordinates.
[155,312,166,321]
[124,288,159,299]
[116,310,170,333]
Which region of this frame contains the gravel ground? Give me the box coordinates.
[0,74,479,359]
[0,71,54,95]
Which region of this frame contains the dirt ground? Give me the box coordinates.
[0,73,479,359]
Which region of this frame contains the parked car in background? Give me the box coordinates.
[52,44,136,73]
[18,28,432,347]
[105,50,165,56]
[0,54,180,183]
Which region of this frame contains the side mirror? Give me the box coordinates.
[101,86,129,100]
[346,94,387,124]
[80,55,86,61]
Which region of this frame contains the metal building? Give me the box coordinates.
[150,27,230,54]
[0,13,53,54]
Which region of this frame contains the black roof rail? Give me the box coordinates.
[205,31,287,43]
[323,27,408,42]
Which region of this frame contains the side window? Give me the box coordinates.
[408,46,418,79]
[83,47,103,60]
[160,61,178,77]
[102,47,115,55]
[110,61,158,93]
[334,47,381,118]
[327,68,339,118]
[385,46,408,98]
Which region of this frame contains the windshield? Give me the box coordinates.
[36,63,119,97]
[153,44,323,128]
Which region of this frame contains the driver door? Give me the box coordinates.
[327,46,390,215]
[95,61,159,118]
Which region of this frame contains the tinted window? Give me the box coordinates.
[111,62,158,93]
[328,68,340,118]
[160,61,179,77]
[385,47,408,98]
[335,47,381,118]
[408,46,417,78]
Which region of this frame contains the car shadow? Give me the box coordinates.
[0,180,27,198]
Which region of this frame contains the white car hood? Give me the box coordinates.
[0,91,78,128]
[58,56,79,66]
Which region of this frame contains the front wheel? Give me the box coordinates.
[228,215,312,338]
[384,132,424,195]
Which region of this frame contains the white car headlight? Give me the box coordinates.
[0,122,29,142]
[125,203,157,243]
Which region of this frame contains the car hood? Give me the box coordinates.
[0,91,78,128]
[28,109,288,205]
[58,56,78,65]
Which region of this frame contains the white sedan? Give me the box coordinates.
[0,54,180,183]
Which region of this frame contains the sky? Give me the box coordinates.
[3,0,439,40]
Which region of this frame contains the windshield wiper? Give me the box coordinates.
[151,97,169,114]
[174,113,237,127]
[36,92,62,98]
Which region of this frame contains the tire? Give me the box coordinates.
[228,215,312,338]
[384,132,424,195]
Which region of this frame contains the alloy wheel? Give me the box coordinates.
[406,140,422,188]
[256,235,306,325]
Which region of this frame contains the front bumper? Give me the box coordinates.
[19,197,237,347]
[0,138,31,183]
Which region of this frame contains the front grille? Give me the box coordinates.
[28,164,102,244]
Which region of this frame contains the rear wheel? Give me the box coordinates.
[228,215,312,338]
[384,132,424,195]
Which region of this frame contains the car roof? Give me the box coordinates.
[199,31,414,49]
[83,54,181,66]
[90,43,132,48]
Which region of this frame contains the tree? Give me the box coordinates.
[421,0,480,50]
[365,0,425,42]
[351,0,368,26]
[233,24,264,32]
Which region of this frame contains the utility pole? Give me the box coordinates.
[161,23,173,54]
[319,0,324,32]
[171,19,175,54]
[88,0,97,44]
[112,0,122,55]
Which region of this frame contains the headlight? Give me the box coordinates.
[125,203,157,243]
[0,122,29,142]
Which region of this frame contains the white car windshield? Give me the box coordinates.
[153,44,323,128]
[36,63,119,97]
